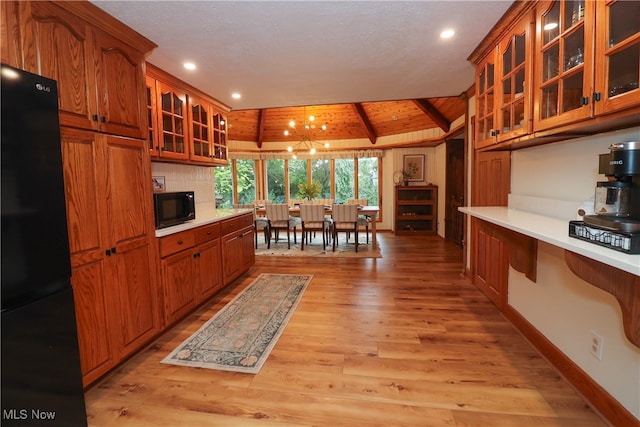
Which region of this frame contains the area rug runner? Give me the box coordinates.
[161,273,312,374]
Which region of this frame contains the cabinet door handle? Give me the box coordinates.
[581,96,589,105]
[100,116,106,123]
[92,114,99,121]
[105,248,111,256]
[593,92,601,102]
[111,247,116,254]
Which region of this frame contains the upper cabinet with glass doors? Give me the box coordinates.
[146,63,230,166]
[594,0,640,115]
[475,9,534,149]
[534,0,639,131]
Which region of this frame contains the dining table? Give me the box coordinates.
[255,205,380,249]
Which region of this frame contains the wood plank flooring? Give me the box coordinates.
[84,233,608,426]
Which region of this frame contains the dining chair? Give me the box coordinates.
[299,203,332,251]
[234,204,268,248]
[331,204,359,253]
[252,199,271,206]
[289,198,306,207]
[264,203,300,249]
[348,198,370,244]
[314,199,334,207]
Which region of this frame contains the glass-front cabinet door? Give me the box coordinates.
[496,12,534,141]
[475,49,497,149]
[145,76,159,157]
[594,0,640,115]
[534,0,594,131]
[157,82,189,160]
[212,112,228,162]
[189,96,214,163]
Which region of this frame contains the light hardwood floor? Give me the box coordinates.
[85,233,607,426]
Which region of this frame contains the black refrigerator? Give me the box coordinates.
[1,64,88,426]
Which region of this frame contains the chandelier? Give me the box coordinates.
[284,107,329,159]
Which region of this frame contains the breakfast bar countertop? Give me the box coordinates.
[459,206,640,276]
[155,208,253,238]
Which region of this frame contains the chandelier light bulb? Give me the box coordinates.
[289,120,296,128]
[284,130,290,136]
[310,147,316,155]
[308,115,315,122]
[287,146,293,152]
[321,124,327,131]
[324,142,330,148]
[292,154,297,159]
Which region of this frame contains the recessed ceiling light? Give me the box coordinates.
[231,93,241,100]
[183,62,196,70]
[440,29,455,39]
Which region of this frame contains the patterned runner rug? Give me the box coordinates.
[161,273,313,374]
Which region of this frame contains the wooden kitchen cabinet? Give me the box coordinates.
[60,128,160,386]
[221,213,255,285]
[14,1,153,140]
[475,9,534,148]
[147,63,229,166]
[534,0,639,131]
[195,223,224,300]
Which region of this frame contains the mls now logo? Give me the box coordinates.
[3,408,56,420]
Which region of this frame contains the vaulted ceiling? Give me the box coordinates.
[227,96,468,147]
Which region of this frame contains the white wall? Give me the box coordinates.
[509,127,640,418]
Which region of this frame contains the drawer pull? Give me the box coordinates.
[177,240,184,245]
[207,231,212,235]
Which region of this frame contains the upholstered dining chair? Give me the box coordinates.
[264,203,300,249]
[348,198,370,244]
[331,204,359,253]
[299,203,332,251]
[234,204,268,248]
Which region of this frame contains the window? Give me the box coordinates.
[357,157,379,205]
[288,159,308,201]
[214,163,233,208]
[265,159,286,203]
[311,159,331,198]
[235,159,256,204]
[334,158,355,203]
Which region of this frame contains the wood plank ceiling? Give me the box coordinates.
[227,96,467,148]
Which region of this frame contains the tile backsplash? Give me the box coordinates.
[151,162,215,209]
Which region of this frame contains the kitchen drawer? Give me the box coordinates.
[221,213,253,235]
[159,230,196,258]
[195,222,221,244]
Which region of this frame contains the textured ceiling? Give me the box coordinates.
[91,1,512,111]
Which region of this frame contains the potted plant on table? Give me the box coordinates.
[297,181,322,201]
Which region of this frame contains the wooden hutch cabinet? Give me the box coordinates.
[394,185,438,235]
[146,63,229,166]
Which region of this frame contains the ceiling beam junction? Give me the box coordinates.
[352,103,377,145]
[413,99,450,133]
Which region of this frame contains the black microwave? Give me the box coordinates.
[153,191,195,229]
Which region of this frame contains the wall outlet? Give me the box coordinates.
[590,331,604,361]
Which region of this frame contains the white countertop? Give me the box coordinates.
[155,208,253,237]
[459,206,640,276]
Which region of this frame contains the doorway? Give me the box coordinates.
[445,139,465,246]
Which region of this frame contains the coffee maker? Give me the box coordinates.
[584,141,640,233]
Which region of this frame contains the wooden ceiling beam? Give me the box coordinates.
[352,103,377,145]
[413,99,450,133]
[257,109,266,148]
